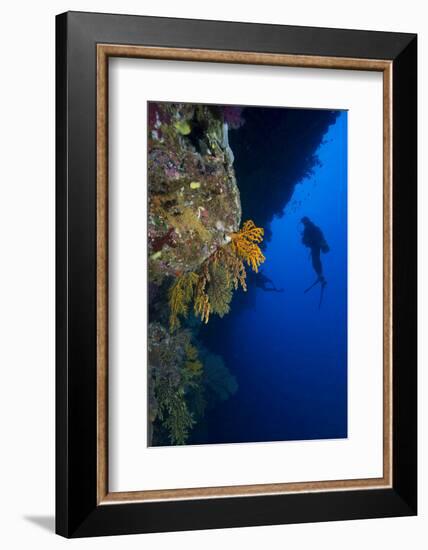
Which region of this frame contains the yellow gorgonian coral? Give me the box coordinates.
[168,220,265,329]
[167,207,211,243]
[194,271,211,324]
[184,343,203,375]
[231,220,265,273]
[212,243,247,292]
[169,271,199,331]
[207,263,233,318]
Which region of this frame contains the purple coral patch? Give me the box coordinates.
[222,105,245,129]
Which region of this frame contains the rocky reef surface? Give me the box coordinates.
[148,102,242,285]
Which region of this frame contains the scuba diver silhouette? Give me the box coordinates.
[301,216,330,308]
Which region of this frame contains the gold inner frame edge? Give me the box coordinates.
[96,44,393,505]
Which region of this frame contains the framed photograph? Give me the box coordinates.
[56,11,417,537]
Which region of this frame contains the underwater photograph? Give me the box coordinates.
[147,101,347,447]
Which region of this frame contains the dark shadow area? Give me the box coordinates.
[23,515,55,533]
[229,106,339,242]
[194,109,348,445]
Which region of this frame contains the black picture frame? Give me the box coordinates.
[56,11,417,538]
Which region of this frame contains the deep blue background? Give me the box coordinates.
[198,111,348,444]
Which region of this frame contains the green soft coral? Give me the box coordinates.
[185,343,203,376]
[174,120,191,135]
[155,378,195,445]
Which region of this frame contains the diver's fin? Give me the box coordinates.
[304,278,320,294]
[318,281,327,309]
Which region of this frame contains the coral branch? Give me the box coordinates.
[194,274,211,324]
[168,220,265,328]
[231,220,265,273]
[169,272,199,331]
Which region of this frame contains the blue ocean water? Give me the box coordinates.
[199,111,348,444]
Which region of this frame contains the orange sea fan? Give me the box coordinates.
[168,220,265,329]
[231,220,265,273]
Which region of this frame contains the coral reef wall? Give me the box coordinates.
[148,102,241,286]
[148,102,244,445]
